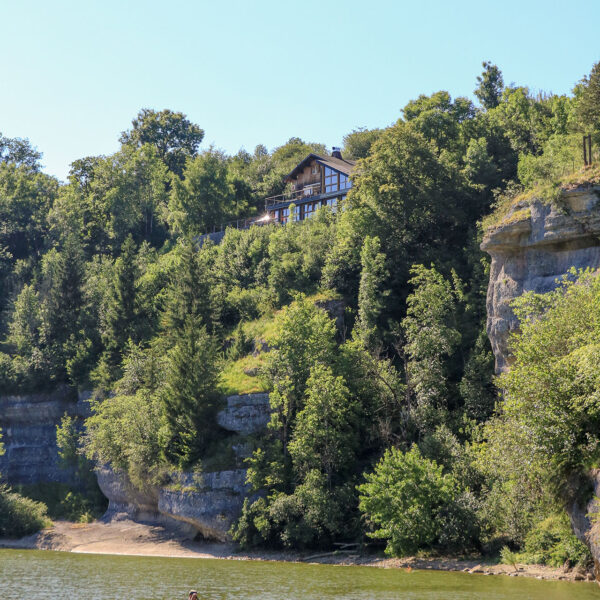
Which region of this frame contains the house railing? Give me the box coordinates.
[205,214,274,234]
[264,182,323,210]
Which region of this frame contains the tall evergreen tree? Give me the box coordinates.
[97,235,142,382]
[160,316,221,466]
[161,238,212,340]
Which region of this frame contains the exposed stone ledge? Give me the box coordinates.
[216,393,271,436]
[481,187,600,373]
[158,470,251,541]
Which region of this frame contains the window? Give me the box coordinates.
[325,167,339,193]
[339,173,351,189]
[281,207,290,223]
[311,165,319,175]
[326,197,338,213]
[303,201,320,219]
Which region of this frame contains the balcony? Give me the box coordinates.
[264,182,322,210]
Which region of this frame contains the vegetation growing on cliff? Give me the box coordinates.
[2,60,600,565]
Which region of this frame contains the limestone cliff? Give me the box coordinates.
[96,392,271,541]
[481,185,600,373]
[481,182,600,573]
[0,386,91,485]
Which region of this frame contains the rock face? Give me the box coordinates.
[481,186,600,373]
[482,185,600,575]
[158,470,252,541]
[96,392,271,541]
[567,470,600,579]
[0,386,91,486]
[216,393,271,436]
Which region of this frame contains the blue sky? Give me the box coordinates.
[0,0,598,181]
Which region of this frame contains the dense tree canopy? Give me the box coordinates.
[1,60,598,563]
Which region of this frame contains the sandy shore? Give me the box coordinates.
[0,518,596,584]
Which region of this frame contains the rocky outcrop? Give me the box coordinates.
[216,393,271,436]
[482,185,600,575]
[481,186,600,372]
[158,470,252,541]
[96,392,271,540]
[0,386,91,485]
[95,464,159,520]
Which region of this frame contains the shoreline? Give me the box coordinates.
[0,519,596,584]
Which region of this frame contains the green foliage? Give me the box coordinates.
[84,390,166,489]
[402,265,461,432]
[289,364,358,483]
[0,484,50,537]
[355,236,388,348]
[474,62,504,110]
[342,127,383,160]
[574,61,600,134]
[14,482,106,523]
[522,514,591,567]
[160,317,222,467]
[499,269,600,489]
[168,149,244,236]
[119,108,204,176]
[358,445,464,556]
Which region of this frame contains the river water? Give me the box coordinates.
[1,549,599,599]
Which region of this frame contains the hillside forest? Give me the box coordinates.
[2,60,600,565]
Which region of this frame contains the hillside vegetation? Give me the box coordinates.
[1,60,600,561]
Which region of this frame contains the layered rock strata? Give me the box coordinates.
[482,184,600,576]
[0,387,91,486]
[481,186,600,373]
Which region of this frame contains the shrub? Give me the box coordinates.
[0,484,50,537]
[522,514,591,568]
[15,482,107,523]
[358,445,467,556]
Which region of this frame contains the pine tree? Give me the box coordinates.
[160,316,221,466]
[99,235,142,381]
[161,237,212,340]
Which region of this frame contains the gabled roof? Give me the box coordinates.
[285,153,356,181]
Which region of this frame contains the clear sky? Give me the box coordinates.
[0,0,598,181]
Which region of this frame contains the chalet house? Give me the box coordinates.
[265,148,356,223]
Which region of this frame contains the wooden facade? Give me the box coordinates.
[266,149,355,223]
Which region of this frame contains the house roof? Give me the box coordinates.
[285,153,356,181]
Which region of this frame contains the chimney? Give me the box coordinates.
[331,147,342,159]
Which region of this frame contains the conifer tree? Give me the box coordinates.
[160,316,221,466]
[98,235,142,382]
[161,237,212,340]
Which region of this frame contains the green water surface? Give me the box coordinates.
[1,549,599,600]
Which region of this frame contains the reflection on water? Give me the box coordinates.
[0,549,598,600]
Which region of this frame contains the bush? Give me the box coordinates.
[358,445,471,556]
[522,514,591,568]
[15,482,107,523]
[0,484,50,537]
